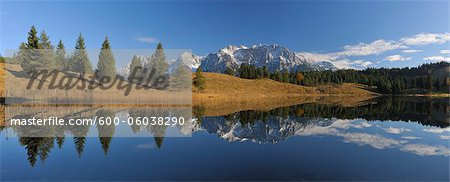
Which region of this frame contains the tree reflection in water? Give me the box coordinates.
[3,96,449,166]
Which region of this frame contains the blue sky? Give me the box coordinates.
[1,0,449,69]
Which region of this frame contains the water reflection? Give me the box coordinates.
[1,96,449,167]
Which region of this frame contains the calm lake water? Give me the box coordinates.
[1,96,449,181]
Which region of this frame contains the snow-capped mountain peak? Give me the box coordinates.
[117,44,338,78]
[199,44,337,73]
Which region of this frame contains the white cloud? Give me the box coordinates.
[353,60,373,67]
[383,127,412,134]
[401,136,422,140]
[341,132,406,149]
[440,50,450,54]
[295,119,449,156]
[423,56,450,62]
[338,40,405,57]
[330,59,373,70]
[439,135,450,140]
[134,36,158,44]
[400,33,450,46]
[299,52,372,70]
[298,52,338,63]
[423,127,450,134]
[299,32,450,69]
[401,144,450,156]
[401,49,422,53]
[383,55,412,62]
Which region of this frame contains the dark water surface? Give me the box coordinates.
[1,96,449,181]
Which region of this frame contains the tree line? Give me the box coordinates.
[230,62,449,94]
[13,26,172,84]
[202,96,448,128]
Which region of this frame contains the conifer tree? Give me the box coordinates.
[193,67,205,91]
[171,63,191,89]
[225,67,235,76]
[20,27,57,74]
[96,37,116,81]
[148,42,169,77]
[128,55,142,82]
[38,31,57,70]
[426,76,433,91]
[434,78,441,92]
[72,33,93,74]
[55,40,66,70]
[21,26,40,73]
[39,31,53,49]
[26,26,40,49]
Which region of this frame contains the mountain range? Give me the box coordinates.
[117,44,337,78]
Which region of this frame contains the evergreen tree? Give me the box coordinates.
[55,40,66,70]
[193,67,206,91]
[96,37,116,81]
[71,33,93,74]
[56,137,65,149]
[20,27,57,74]
[262,66,269,78]
[282,71,289,83]
[38,31,57,70]
[147,42,169,77]
[26,26,40,49]
[225,67,235,76]
[154,137,164,149]
[171,64,191,89]
[434,78,441,92]
[426,76,433,91]
[128,55,142,82]
[273,71,282,82]
[39,31,53,49]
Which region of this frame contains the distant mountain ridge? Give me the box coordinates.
[199,44,337,73]
[117,44,337,77]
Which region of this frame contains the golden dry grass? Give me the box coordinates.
[192,72,378,116]
[2,63,191,105]
[193,72,377,99]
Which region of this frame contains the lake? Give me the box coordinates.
[1,96,449,181]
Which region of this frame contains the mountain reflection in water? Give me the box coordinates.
[0,96,449,171]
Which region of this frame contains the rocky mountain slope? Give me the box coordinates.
[117,44,337,77]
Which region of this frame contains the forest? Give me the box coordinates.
[233,61,450,94]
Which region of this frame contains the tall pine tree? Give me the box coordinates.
[20,26,56,74]
[128,55,142,82]
[193,67,205,91]
[26,25,40,49]
[38,31,57,70]
[147,42,169,77]
[55,40,66,70]
[96,37,116,80]
[39,31,53,49]
[71,33,93,74]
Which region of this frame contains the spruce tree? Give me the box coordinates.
[171,63,191,89]
[128,55,142,82]
[72,33,93,74]
[21,26,40,74]
[39,31,53,49]
[434,78,441,92]
[148,42,169,77]
[38,31,57,70]
[193,67,205,91]
[20,27,57,74]
[225,67,234,76]
[96,37,116,81]
[426,76,433,91]
[55,40,66,70]
[26,26,40,49]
